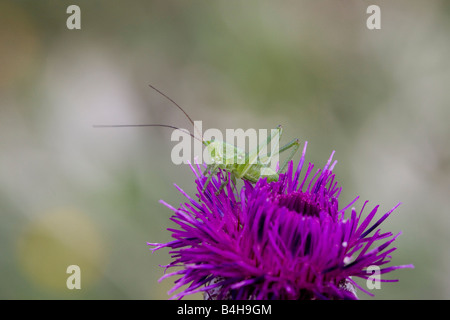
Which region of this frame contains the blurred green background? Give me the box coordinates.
[1,0,449,299]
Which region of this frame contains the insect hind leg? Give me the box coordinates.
[216,172,229,195]
[202,164,220,192]
[239,125,282,179]
[215,170,239,196]
[276,138,300,174]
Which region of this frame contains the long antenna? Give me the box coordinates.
[148,84,203,141]
[93,124,203,143]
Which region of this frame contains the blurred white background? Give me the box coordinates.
[0,0,449,299]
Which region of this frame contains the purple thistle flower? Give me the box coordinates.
[148,141,413,300]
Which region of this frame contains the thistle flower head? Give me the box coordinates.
[149,141,413,300]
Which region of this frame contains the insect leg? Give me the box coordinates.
[202,164,220,192]
[216,170,239,195]
[276,138,300,173]
[216,171,229,195]
[231,171,237,186]
[230,171,239,194]
[239,125,282,179]
[203,164,213,176]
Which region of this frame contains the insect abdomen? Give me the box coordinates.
[243,164,278,183]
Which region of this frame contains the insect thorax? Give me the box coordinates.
[206,141,246,165]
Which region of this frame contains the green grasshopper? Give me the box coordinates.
[201,127,300,193]
[95,85,301,193]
